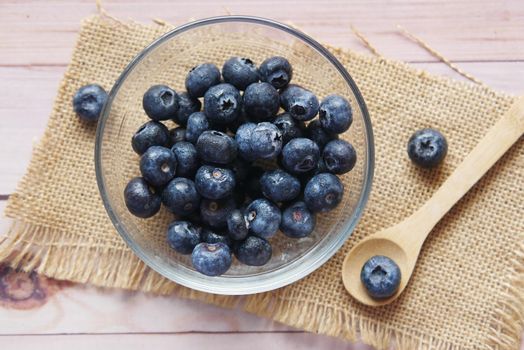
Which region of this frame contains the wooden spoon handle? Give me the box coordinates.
[413,97,524,233]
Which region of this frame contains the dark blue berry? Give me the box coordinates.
[169,127,186,145]
[250,122,283,160]
[192,242,232,276]
[201,228,232,247]
[259,56,293,89]
[195,165,236,200]
[235,122,257,161]
[73,84,108,122]
[124,177,161,218]
[142,85,179,121]
[304,173,344,213]
[185,63,221,98]
[273,112,304,145]
[306,120,338,151]
[407,128,448,168]
[280,84,319,121]
[200,197,236,229]
[244,199,281,238]
[234,236,272,266]
[173,92,201,126]
[319,94,352,134]
[260,169,300,203]
[243,82,280,121]
[280,201,316,238]
[227,209,248,241]
[222,57,259,90]
[162,177,201,216]
[204,83,241,124]
[185,112,210,144]
[360,255,401,299]
[281,138,320,173]
[171,141,199,178]
[196,131,237,164]
[323,139,357,175]
[139,146,177,187]
[167,220,201,254]
[131,121,170,155]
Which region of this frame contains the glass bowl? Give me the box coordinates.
[95,16,374,295]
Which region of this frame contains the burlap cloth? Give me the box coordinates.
[1,15,523,350]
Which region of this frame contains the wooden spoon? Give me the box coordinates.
[342,97,524,307]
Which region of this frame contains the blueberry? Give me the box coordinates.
[201,228,232,247]
[235,122,257,161]
[304,173,344,212]
[171,141,199,178]
[407,128,448,168]
[281,138,320,173]
[243,166,264,199]
[142,85,179,121]
[227,209,248,241]
[360,255,401,299]
[234,236,272,266]
[162,177,201,216]
[124,177,161,218]
[280,201,316,238]
[195,165,236,200]
[196,131,237,164]
[260,169,300,203]
[173,92,201,126]
[200,197,236,228]
[273,112,304,145]
[167,220,201,254]
[244,199,281,238]
[72,84,108,122]
[204,83,241,124]
[243,82,280,122]
[139,146,177,187]
[169,127,186,145]
[222,57,259,90]
[306,120,338,151]
[185,112,210,144]
[323,139,356,175]
[250,122,283,160]
[192,242,232,276]
[319,94,352,134]
[280,84,319,121]
[259,56,293,89]
[132,121,170,155]
[185,63,221,98]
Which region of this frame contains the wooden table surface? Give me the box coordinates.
[0,1,522,349]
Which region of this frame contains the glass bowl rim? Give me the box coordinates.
[95,15,375,295]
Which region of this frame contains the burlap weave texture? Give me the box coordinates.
[1,15,523,350]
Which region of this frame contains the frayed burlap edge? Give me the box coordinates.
[1,14,523,350]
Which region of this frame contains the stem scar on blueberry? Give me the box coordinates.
[209,202,218,211]
[247,210,257,221]
[212,169,223,179]
[160,91,173,105]
[161,162,171,173]
[221,99,234,110]
[271,74,286,86]
[291,105,306,116]
[241,58,254,66]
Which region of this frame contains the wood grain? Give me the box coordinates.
[0,62,522,195]
[0,1,523,349]
[0,333,371,350]
[0,0,523,66]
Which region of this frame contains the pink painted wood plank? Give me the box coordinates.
[0,0,523,66]
[0,61,522,194]
[0,333,371,350]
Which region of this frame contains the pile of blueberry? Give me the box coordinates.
[123,56,356,277]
